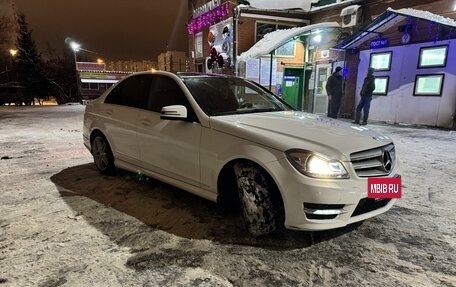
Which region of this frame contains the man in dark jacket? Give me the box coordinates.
[325,66,344,118]
[354,68,376,125]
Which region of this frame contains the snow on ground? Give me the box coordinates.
[0,105,455,287]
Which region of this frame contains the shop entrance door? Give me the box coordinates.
[282,68,303,110]
[313,64,332,115]
[282,76,299,109]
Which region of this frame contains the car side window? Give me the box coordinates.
[105,75,151,109]
[148,75,198,122]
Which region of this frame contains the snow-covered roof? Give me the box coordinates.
[247,0,313,11]
[246,0,360,12]
[309,0,359,12]
[337,7,456,49]
[237,22,340,62]
[390,8,456,28]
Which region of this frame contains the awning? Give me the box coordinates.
[237,22,340,62]
[336,7,456,49]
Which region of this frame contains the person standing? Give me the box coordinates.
[354,68,376,125]
[325,66,344,119]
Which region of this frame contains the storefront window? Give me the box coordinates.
[373,76,389,96]
[255,22,295,56]
[369,51,392,71]
[256,23,278,41]
[89,83,99,90]
[413,74,444,97]
[195,32,203,59]
[418,45,448,68]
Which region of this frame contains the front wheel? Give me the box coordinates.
[233,162,280,236]
[91,135,115,175]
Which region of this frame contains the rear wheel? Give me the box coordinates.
[91,135,115,175]
[233,162,280,236]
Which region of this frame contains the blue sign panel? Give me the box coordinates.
[370,38,389,49]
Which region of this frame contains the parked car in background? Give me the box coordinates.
[0,83,33,106]
[83,71,400,236]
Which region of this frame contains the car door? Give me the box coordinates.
[102,74,151,165]
[136,74,202,186]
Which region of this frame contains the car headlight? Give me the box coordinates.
[286,150,349,179]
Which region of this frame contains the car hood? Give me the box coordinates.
[209,111,393,161]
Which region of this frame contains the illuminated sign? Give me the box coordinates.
[76,62,106,71]
[370,38,389,49]
[188,2,230,34]
[193,0,222,17]
[79,71,129,82]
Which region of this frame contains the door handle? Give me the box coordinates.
[105,109,113,116]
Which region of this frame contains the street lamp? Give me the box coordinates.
[312,34,322,44]
[70,41,80,52]
[70,41,80,70]
[5,48,18,82]
[69,40,82,103]
[9,49,18,57]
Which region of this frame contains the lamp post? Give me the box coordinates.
[69,41,82,103]
[8,49,18,82]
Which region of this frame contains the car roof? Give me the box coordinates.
[176,72,232,78]
[121,70,240,81]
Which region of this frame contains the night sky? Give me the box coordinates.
[13,0,189,61]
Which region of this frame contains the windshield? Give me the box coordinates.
[182,76,292,116]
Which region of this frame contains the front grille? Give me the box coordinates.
[350,144,396,177]
[351,198,391,217]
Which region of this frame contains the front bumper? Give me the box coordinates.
[266,157,399,231]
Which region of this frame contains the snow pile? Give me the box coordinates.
[389,7,456,28]
[237,22,339,62]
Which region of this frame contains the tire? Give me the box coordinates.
[233,162,280,236]
[91,134,116,175]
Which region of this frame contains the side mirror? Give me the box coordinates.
[160,105,188,120]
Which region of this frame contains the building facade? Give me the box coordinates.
[157,51,189,72]
[75,62,129,102]
[310,0,456,128]
[187,0,353,111]
[187,0,456,128]
[105,60,157,73]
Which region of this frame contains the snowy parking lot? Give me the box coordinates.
[0,104,455,287]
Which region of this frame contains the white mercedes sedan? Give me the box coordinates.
[83,71,399,236]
